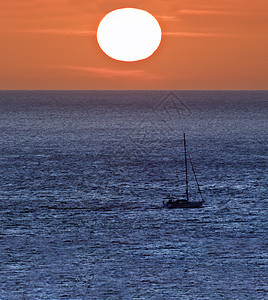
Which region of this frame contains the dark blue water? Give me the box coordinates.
[1,91,267,299]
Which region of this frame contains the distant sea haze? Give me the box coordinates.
[1,91,267,299]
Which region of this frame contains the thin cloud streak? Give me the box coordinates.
[178,9,244,15]
[60,66,160,79]
[163,31,267,38]
[156,15,177,21]
[21,29,96,36]
[22,28,238,39]
[21,28,234,39]
[163,31,235,38]
[178,9,268,16]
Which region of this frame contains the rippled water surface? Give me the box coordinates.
[1,91,267,299]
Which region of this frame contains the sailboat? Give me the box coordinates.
[163,133,204,209]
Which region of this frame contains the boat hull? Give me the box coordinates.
[163,201,203,209]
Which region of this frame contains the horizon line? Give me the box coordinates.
[0,89,267,92]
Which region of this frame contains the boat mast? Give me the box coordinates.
[188,153,205,203]
[184,133,189,201]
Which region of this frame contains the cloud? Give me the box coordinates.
[21,29,96,36]
[60,66,160,79]
[177,9,268,16]
[163,31,235,38]
[156,15,177,21]
[163,31,267,38]
[178,9,243,15]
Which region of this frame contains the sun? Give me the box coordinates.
[97,8,162,62]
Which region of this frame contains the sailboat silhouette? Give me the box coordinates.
[163,133,204,209]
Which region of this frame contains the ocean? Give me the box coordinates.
[1,91,267,299]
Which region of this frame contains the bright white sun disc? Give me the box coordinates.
[97,8,162,62]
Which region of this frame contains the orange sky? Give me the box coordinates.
[1,0,267,90]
